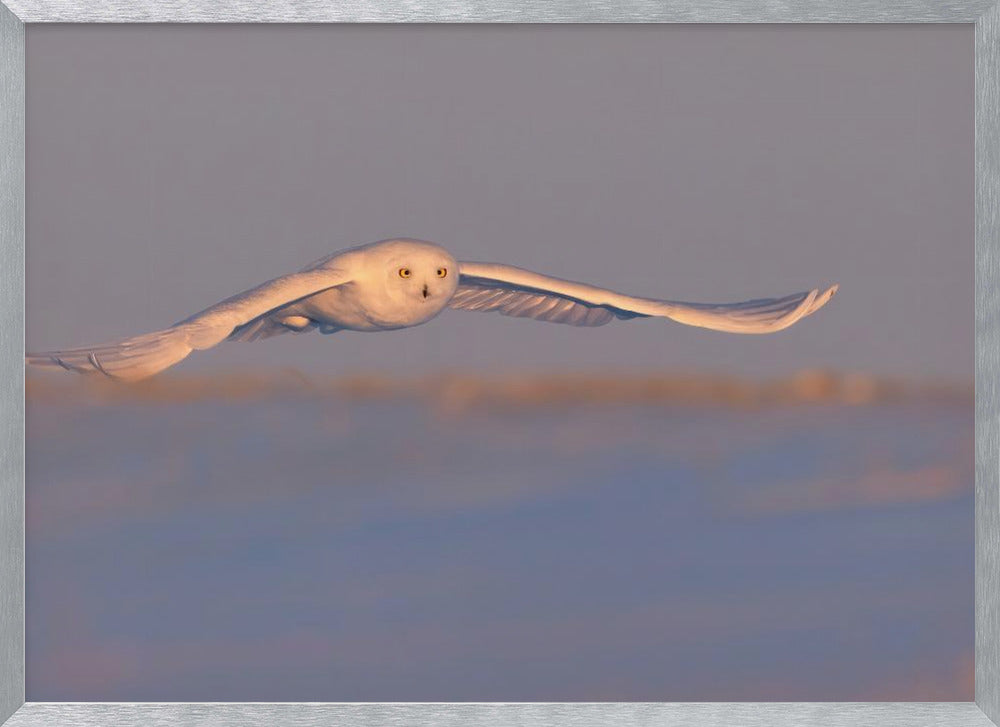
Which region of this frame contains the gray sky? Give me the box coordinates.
[26,24,973,381]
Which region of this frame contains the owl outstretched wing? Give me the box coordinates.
[450,262,837,332]
[26,267,352,381]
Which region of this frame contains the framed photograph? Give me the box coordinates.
[2,2,998,726]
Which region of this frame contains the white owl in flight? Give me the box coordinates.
[27,238,838,382]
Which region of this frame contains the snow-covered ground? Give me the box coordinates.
[25,378,972,700]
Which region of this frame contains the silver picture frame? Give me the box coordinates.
[1,2,997,725]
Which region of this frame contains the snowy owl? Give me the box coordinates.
[27,238,838,382]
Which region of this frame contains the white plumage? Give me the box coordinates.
[27,238,838,381]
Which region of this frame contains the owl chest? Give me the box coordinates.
[296,284,445,331]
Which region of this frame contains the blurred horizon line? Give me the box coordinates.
[26,368,973,410]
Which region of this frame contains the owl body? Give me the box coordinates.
[245,239,460,337]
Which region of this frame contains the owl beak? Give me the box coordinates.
[422,284,429,299]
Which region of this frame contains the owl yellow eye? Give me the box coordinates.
[436,267,448,278]
[398,268,411,278]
